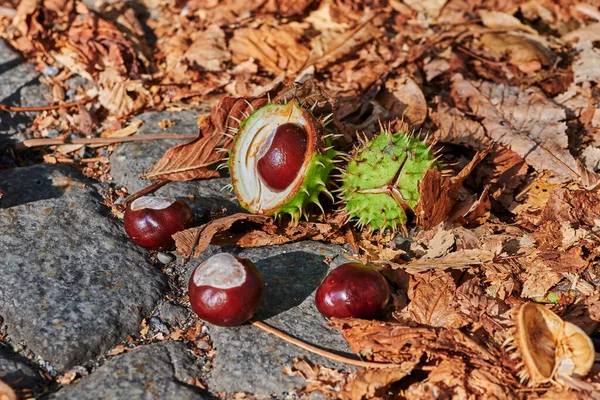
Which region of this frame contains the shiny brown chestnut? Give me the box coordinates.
[123,196,194,251]
[188,253,264,326]
[315,262,390,319]
[257,123,308,192]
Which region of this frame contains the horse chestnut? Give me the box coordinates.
[257,123,308,192]
[315,262,390,319]
[188,253,264,326]
[124,196,194,251]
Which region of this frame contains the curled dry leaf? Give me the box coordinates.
[478,10,538,34]
[329,318,496,365]
[405,358,468,399]
[403,0,448,19]
[375,76,427,127]
[406,270,469,328]
[283,358,348,398]
[400,248,496,275]
[306,15,382,69]
[415,149,489,230]
[504,302,595,386]
[451,73,598,184]
[184,24,231,72]
[235,217,347,248]
[143,97,267,181]
[229,23,310,76]
[479,33,552,74]
[341,363,417,400]
[173,213,271,259]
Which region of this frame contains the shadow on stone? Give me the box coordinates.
[254,251,328,320]
[0,76,43,136]
[0,165,83,209]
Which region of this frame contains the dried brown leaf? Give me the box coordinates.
[284,358,348,398]
[235,218,346,248]
[329,318,496,364]
[479,33,552,74]
[403,0,447,19]
[401,249,496,274]
[174,214,271,259]
[415,149,489,230]
[341,363,417,400]
[432,103,489,150]
[451,73,598,184]
[478,10,537,34]
[144,97,267,181]
[306,15,382,69]
[375,76,427,127]
[405,358,468,399]
[572,41,600,85]
[229,23,310,76]
[407,270,468,328]
[184,24,231,72]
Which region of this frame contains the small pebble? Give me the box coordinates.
[157,252,176,264]
[42,66,60,77]
[149,317,170,335]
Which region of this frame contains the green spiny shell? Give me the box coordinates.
[229,101,337,224]
[339,130,437,232]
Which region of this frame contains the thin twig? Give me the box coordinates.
[23,133,198,148]
[251,320,400,369]
[0,97,93,113]
[122,180,170,207]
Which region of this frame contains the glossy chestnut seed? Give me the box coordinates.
[315,262,390,319]
[188,253,264,326]
[257,123,308,192]
[124,196,194,251]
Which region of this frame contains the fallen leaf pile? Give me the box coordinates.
[2,0,600,398]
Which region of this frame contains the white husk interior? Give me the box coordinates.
[130,196,175,211]
[192,253,246,289]
[233,104,310,212]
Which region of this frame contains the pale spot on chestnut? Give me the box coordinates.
[130,196,176,211]
[192,253,246,289]
[188,253,264,326]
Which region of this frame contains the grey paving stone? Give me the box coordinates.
[0,40,48,138]
[0,342,47,392]
[50,341,210,400]
[109,109,244,217]
[183,242,356,396]
[0,164,166,371]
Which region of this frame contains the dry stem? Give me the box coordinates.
[23,133,197,148]
[251,320,400,369]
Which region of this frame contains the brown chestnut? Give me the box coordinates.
[123,196,194,251]
[188,253,264,326]
[315,262,390,319]
[257,123,307,192]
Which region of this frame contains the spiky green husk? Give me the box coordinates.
[229,102,337,224]
[339,130,437,232]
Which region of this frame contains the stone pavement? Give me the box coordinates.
[0,39,360,399]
